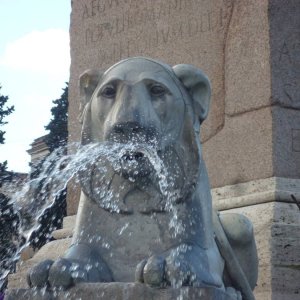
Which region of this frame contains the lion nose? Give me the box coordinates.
[108,121,158,145]
[112,122,144,136]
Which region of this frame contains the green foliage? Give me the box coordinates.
[0,87,15,290]
[0,86,14,145]
[0,161,13,188]
[45,84,68,152]
[0,86,14,184]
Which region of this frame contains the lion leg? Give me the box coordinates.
[135,243,224,288]
[218,213,258,290]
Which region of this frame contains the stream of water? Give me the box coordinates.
[0,141,179,289]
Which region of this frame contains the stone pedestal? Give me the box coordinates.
[7,178,299,300]
[5,284,238,300]
[212,177,300,300]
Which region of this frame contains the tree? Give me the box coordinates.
[0,86,14,186]
[0,87,15,291]
[0,86,14,145]
[0,192,19,291]
[45,84,68,152]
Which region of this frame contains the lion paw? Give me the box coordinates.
[135,245,223,288]
[135,256,165,286]
[27,256,113,288]
[27,259,54,288]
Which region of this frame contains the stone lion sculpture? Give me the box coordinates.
[28,57,258,299]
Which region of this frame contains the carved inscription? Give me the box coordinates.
[85,9,227,46]
[279,38,300,69]
[69,0,233,146]
[82,1,232,48]
[82,0,120,18]
[292,129,300,152]
[276,32,300,109]
[81,0,230,20]
[82,0,184,20]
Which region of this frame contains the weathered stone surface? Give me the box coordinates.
[69,0,232,143]
[51,215,75,240]
[67,0,300,216]
[211,177,300,210]
[222,202,300,300]
[204,108,273,188]
[7,239,71,290]
[67,0,235,214]
[269,0,300,110]
[5,284,237,300]
[204,0,300,187]
[62,215,76,229]
[213,178,300,300]
[224,0,271,115]
[51,228,73,240]
[20,246,35,261]
[7,216,75,289]
[66,185,80,216]
[272,107,300,180]
[67,0,300,205]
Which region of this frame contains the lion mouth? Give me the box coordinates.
[121,151,145,162]
[119,149,153,179]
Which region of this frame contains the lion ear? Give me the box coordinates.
[79,69,103,122]
[172,64,211,124]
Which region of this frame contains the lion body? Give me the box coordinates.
[75,57,224,286]
[28,58,257,297]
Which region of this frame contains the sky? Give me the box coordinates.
[0,0,71,173]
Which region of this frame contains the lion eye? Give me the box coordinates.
[100,85,116,98]
[150,84,166,97]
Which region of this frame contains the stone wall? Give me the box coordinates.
[65,4,300,297]
[68,0,300,215]
[212,177,300,300]
[69,0,233,145]
[68,0,234,214]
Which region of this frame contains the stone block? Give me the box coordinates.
[220,201,300,300]
[69,0,233,145]
[51,215,76,239]
[269,0,300,110]
[67,0,235,212]
[224,0,271,115]
[68,0,300,190]
[204,108,273,188]
[211,177,300,299]
[7,239,72,290]
[67,0,300,212]
[20,246,35,262]
[211,177,300,210]
[62,215,76,230]
[272,107,300,179]
[51,228,73,240]
[66,183,80,216]
[5,284,238,300]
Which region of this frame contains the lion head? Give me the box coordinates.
[78,57,211,214]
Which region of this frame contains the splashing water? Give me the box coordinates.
[0,141,184,288]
